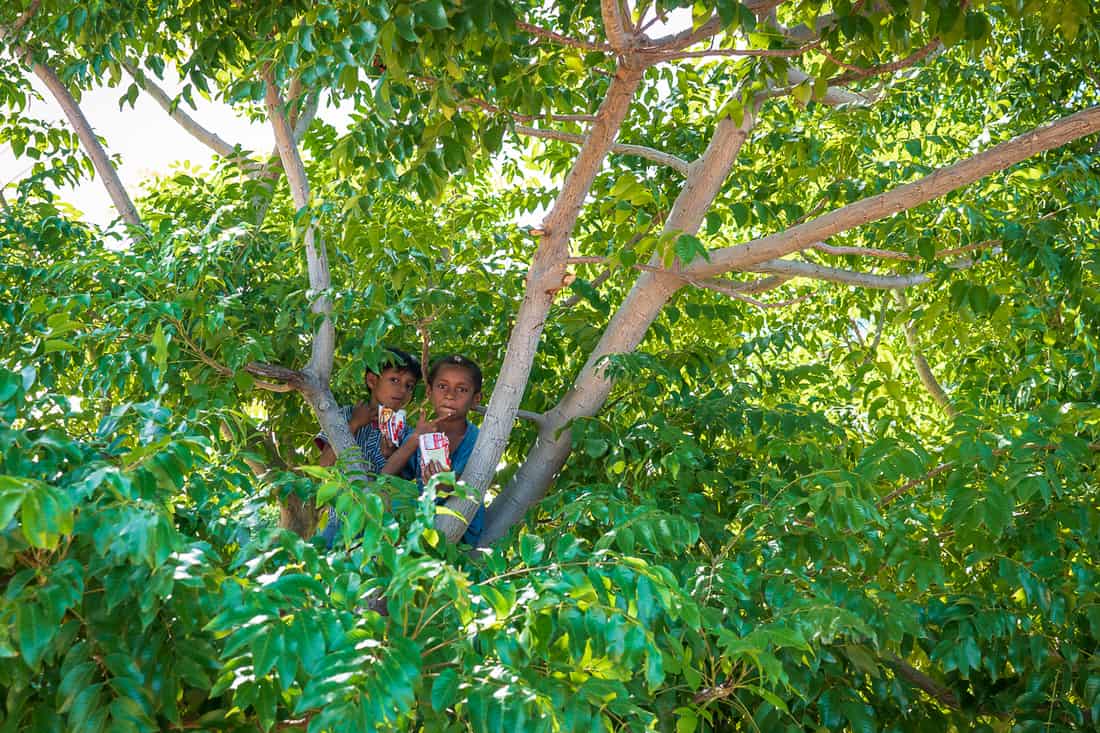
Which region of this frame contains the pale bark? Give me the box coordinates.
[30,59,142,229]
[515,20,612,53]
[262,71,370,486]
[124,62,241,161]
[749,259,932,289]
[691,105,1100,279]
[892,291,958,418]
[440,63,646,542]
[515,124,691,175]
[786,68,880,107]
[480,110,757,545]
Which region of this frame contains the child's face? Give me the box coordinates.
[366,367,418,410]
[428,365,480,420]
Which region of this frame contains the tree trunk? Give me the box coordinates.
[263,71,371,532]
[30,59,143,229]
[480,112,757,544]
[437,63,645,542]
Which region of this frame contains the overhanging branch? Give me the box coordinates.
[516,20,612,52]
[692,104,1100,279]
[29,57,143,229]
[515,124,691,175]
[124,62,245,163]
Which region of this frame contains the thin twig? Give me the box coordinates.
[515,124,691,175]
[471,404,545,427]
[830,39,942,85]
[465,97,596,124]
[515,20,612,52]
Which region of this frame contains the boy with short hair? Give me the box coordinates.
[315,346,421,470]
[315,347,421,547]
[381,354,485,546]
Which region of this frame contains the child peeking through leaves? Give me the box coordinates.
[381,354,485,546]
[315,346,421,546]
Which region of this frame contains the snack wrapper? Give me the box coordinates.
[418,432,450,480]
[378,406,406,445]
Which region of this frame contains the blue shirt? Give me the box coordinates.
[402,421,484,546]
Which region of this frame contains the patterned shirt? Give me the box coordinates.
[316,405,410,548]
[314,404,406,473]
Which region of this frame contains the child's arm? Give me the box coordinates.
[380,435,418,476]
[380,415,441,475]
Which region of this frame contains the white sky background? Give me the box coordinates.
[1,70,311,226]
[1,11,692,227]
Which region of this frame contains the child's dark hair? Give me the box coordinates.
[367,346,422,382]
[428,354,482,393]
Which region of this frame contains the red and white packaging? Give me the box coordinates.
[378,406,406,444]
[418,432,450,479]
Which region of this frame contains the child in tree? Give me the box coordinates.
[381,354,485,546]
[315,347,421,547]
[314,346,421,470]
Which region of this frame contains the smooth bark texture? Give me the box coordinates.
[263,72,369,490]
[124,62,241,161]
[692,105,1100,279]
[442,63,646,542]
[480,102,1100,545]
[515,124,691,175]
[481,110,757,544]
[30,59,142,229]
[893,291,959,418]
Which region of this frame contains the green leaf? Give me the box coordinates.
[519,534,545,565]
[16,602,54,668]
[418,0,450,29]
[431,668,459,712]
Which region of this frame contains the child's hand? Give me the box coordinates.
[349,402,372,431]
[411,415,443,437]
[422,459,450,482]
[379,433,397,458]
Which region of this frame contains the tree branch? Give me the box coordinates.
[456,63,646,541]
[660,44,817,61]
[786,67,881,107]
[465,96,596,124]
[887,655,961,710]
[601,0,634,53]
[262,69,372,492]
[893,291,958,418]
[166,315,296,392]
[244,362,306,391]
[123,62,244,163]
[471,404,545,427]
[692,105,1100,279]
[481,103,761,545]
[515,124,691,175]
[830,38,942,86]
[748,259,932,288]
[693,277,810,309]
[263,68,331,379]
[28,58,142,229]
[6,0,41,38]
[515,21,612,52]
[559,267,612,307]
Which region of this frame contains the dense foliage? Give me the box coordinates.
[3,0,1100,731]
